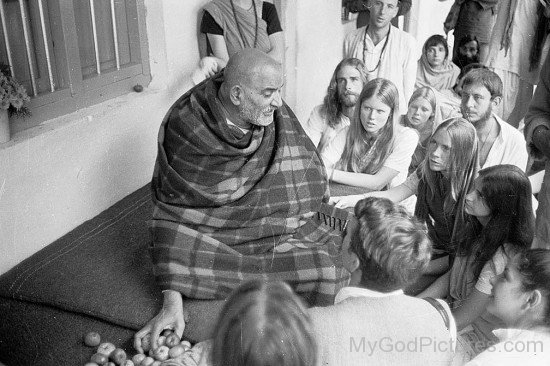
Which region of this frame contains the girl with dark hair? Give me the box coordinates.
[421,164,535,359]
[322,78,418,191]
[465,249,550,365]
[416,35,460,91]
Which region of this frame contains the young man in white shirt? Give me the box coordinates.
[343,0,417,113]
[460,68,528,171]
[302,58,367,151]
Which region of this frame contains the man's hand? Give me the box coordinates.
[329,194,364,209]
[532,125,550,160]
[134,290,186,354]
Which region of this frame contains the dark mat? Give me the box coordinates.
[0,184,162,331]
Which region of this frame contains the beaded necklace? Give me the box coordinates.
[363,25,391,73]
[230,0,259,48]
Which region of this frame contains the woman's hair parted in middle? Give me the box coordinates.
[350,197,432,291]
[421,117,478,221]
[459,164,535,279]
[337,78,400,175]
[211,280,317,366]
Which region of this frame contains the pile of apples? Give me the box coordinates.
[83,330,192,366]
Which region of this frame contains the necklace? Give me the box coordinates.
[230,0,258,48]
[363,25,391,73]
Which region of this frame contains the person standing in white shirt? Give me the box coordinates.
[343,0,417,114]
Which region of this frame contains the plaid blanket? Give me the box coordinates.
[149,74,349,305]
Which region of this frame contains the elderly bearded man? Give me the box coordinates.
[134,49,349,351]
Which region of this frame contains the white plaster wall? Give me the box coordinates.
[408,0,454,55]
[0,0,209,274]
[287,0,344,124]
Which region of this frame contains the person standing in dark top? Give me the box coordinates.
[200,0,283,70]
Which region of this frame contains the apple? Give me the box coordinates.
[110,348,127,365]
[152,361,161,366]
[132,353,146,365]
[133,84,144,93]
[180,340,192,350]
[84,331,102,347]
[141,334,152,353]
[84,363,99,366]
[97,342,116,357]
[141,356,155,366]
[107,363,116,366]
[168,344,185,358]
[156,336,166,347]
[90,352,109,365]
[165,333,180,348]
[121,361,135,366]
[152,345,169,361]
[161,329,173,337]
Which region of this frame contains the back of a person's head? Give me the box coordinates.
[223,49,281,89]
[212,280,316,366]
[461,68,503,99]
[351,197,432,291]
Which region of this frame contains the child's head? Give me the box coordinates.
[212,280,316,366]
[405,87,437,131]
[340,78,399,174]
[488,249,550,329]
[454,34,479,69]
[423,35,449,69]
[342,197,432,291]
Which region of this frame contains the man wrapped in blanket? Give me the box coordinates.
[134,49,349,350]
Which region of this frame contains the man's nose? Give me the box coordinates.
[272,90,283,108]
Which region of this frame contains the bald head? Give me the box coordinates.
[223,49,282,89]
[219,49,284,129]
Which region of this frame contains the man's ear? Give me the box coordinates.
[525,289,543,310]
[229,85,243,106]
[491,96,502,108]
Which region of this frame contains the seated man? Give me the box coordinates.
[302,58,367,151]
[309,197,456,365]
[135,49,349,351]
[460,68,528,170]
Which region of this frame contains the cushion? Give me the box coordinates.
[0,184,162,330]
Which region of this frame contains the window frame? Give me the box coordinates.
[5,0,151,135]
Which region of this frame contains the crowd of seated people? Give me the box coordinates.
[128,0,550,364]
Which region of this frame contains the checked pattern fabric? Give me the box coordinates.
[149,75,349,305]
